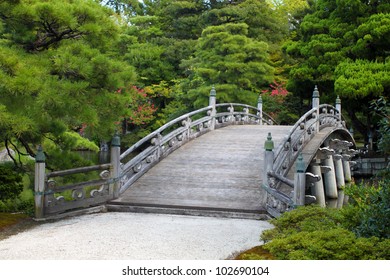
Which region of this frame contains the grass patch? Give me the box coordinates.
[234,246,275,260]
[0,213,29,230]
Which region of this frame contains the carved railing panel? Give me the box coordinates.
[215,103,276,127]
[273,105,343,180]
[43,164,113,215]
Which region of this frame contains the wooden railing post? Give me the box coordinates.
[257,95,263,125]
[111,134,121,198]
[335,95,341,123]
[209,86,216,130]
[312,85,320,133]
[293,153,306,206]
[263,132,274,185]
[34,146,46,220]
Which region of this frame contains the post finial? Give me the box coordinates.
[258,95,262,104]
[264,132,274,151]
[35,145,45,163]
[296,153,305,173]
[111,133,121,147]
[336,95,341,104]
[312,85,320,98]
[210,86,216,97]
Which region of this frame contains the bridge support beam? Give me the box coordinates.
[330,139,353,189]
[342,149,357,183]
[310,163,326,207]
[343,158,352,182]
[323,155,338,199]
[310,147,334,207]
[333,154,345,189]
[337,190,345,209]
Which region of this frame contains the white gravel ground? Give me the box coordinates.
[0,212,272,260]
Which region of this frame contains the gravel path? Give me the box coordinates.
[0,212,272,260]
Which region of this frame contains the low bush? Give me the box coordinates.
[343,180,390,238]
[263,225,389,260]
[0,163,34,215]
[259,204,390,260]
[0,163,23,201]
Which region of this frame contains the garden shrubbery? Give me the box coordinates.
[239,179,390,260]
[0,163,23,201]
[0,163,34,215]
[343,179,390,239]
[261,205,389,260]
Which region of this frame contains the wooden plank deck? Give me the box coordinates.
[108,125,292,219]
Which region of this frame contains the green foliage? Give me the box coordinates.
[343,180,390,239]
[261,81,300,124]
[119,0,288,114]
[261,205,390,260]
[261,206,343,242]
[0,0,139,170]
[1,0,118,52]
[284,0,390,137]
[0,164,23,201]
[334,60,390,99]
[370,97,390,155]
[264,226,390,260]
[235,245,274,260]
[182,22,274,107]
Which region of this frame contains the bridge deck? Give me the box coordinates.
[108,125,292,219]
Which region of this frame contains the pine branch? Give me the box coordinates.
[4,138,18,167]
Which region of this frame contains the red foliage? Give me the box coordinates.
[124,85,157,126]
[262,81,288,97]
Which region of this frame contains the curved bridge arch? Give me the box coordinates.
[118,102,277,195]
[263,104,357,217]
[33,87,358,220]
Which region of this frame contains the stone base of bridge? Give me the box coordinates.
[106,203,270,220]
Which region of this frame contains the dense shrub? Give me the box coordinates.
[0,164,23,201]
[260,205,343,242]
[260,205,390,260]
[343,180,390,239]
[263,226,389,260]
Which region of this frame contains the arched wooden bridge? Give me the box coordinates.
[33,86,356,220]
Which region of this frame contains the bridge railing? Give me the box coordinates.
[33,145,115,220]
[33,87,276,219]
[118,105,213,193]
[273,104,344,180]
[118,89,277,194]
[262,86,351,217]
[215,103,275,126]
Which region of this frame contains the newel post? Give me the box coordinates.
[34,146,46,220]
[263,133,274,184]
[111,133,121,199]
[293,154,306,206]
[209,86,217,130]
[257,95,263,125]
[335,95,341,122]
[312,85,320,133]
